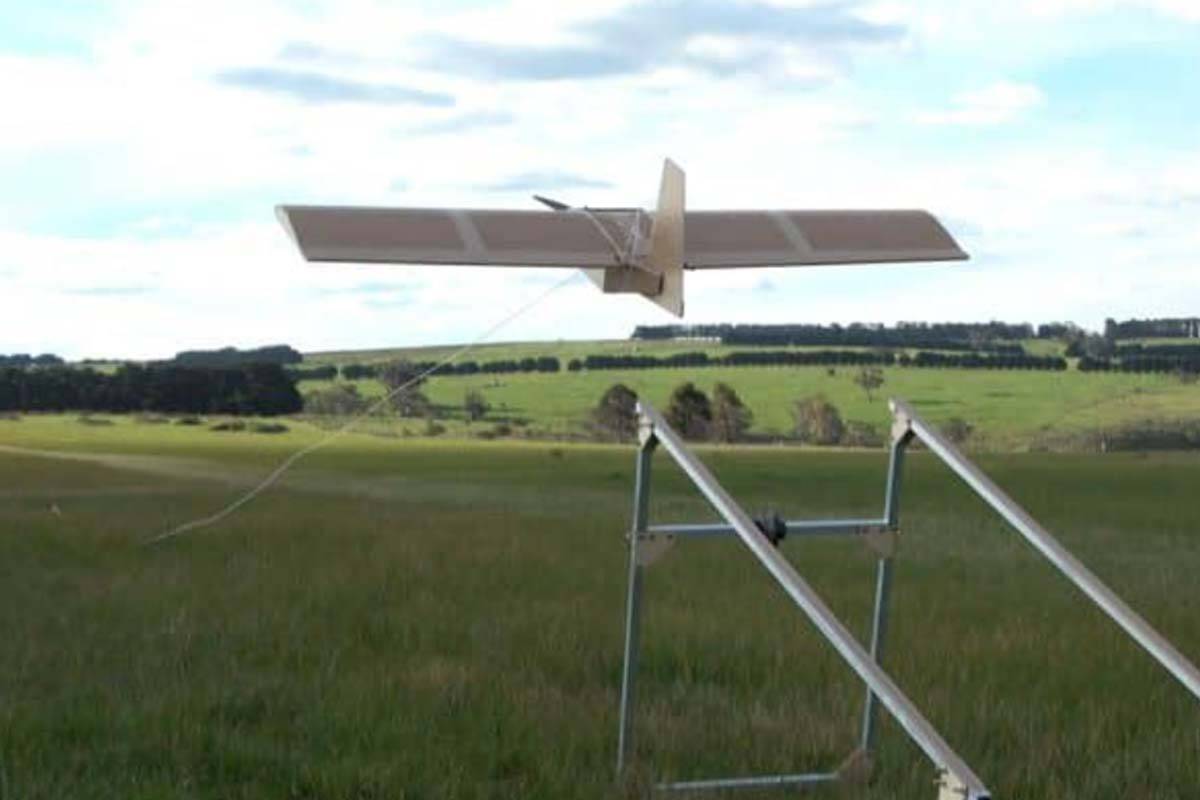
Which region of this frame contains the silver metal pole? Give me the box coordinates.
[860,434,909,752]
[659,771,839,791]
[860,557,894,752]
[638,402,991,799]
[892,398,1200,704]
[647,518,889,538]
[617,434,656,777]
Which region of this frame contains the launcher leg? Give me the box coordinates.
[859,556,895,754]
[617,435,655,777]
[859,421,910,756]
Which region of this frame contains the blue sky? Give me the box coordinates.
[1,0,1197,359]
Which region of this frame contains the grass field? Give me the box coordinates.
[301,337,1071,367]
[301,362,1200,450]
[2,416,1199,798]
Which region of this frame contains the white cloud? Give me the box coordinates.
[1,1,1199,358]
[915,80,1046,126]
[1027,0,1200,21]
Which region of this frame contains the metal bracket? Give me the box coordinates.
[936,770,972,800]
[863,527,899,558]
[835,748,873,783]
[638,418,658,449]
[635,532,675,567]
[890,402,915,446]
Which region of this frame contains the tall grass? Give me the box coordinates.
[0,422,1198,797]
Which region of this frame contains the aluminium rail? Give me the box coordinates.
[618,401,990,799]
[890,399,1200,700]
[617,399,1200,798]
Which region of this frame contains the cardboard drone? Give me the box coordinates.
[277,159,966,317]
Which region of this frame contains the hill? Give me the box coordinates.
[297,338,1200,451]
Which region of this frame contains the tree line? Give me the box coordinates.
[570,349,1066,372]
[588,382,755,444]
[171,344,303,367]
[1104,317,1200,340]
[0,354,65,368]
[0,364,301,415]
[1114,343,1200,358]
[632,321,1042,347]
[586,380,974,448]
[340,356,560,380]
[1078,356,1200,375]
[634,317,1200,346]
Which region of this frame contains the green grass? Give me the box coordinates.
[302,337,1073,369]
[300,363,1200,450]
[1,418,1199,797]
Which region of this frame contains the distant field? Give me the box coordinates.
[299,362,1200,450]
[303,336,1068,367]
[1,417,1198,797]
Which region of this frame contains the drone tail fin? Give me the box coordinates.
[646,158,685,317]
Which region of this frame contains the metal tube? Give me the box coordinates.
[617,437,655,777]
[860,556,894,752]
[638,402,991,799]
[883,432,910,528]
[861,436,907,751]
[658,771,839,791]
[892,398,1200,705]
[647,518,888,538]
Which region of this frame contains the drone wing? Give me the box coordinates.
[683,210,966,269]
[277,161,968,319]
[276,206,627,268]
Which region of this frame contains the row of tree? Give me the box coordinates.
[589,382,754,443]
[632,321,1043,346]
[287,365,339,381]
[634,318,1200,346]
[1078,356,1200,375]
[170,344,303,367]
[902,352,1067,370]
[0,364,301,415]
[340,356,560,380]
[570,349,1067,372]
[588,381,975,448]
[0,354,65,368]
[1104,317,1200,340]
[1115,343,1200,357]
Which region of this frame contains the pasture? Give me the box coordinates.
[302,363,1200,450]
[1,415,1199,798]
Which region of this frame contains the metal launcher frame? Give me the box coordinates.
[616,399,1200,799]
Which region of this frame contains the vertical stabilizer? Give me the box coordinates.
[647,159,685,316]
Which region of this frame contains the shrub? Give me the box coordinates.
[792,395,844,445]
[590,384,639,442]
[380,360,431,417]
[251,422,289,434]
[1102,420,1200,451]
[942,417,974,445]
[665,382,712,440]
[853,366,886,402]
[842,421,883,448]
[710,382,753,443]
[210,420,247,432]
[464,389,490,422]
[304,384,370,416]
